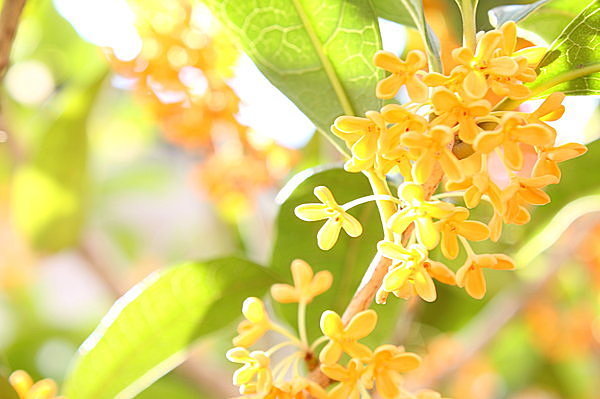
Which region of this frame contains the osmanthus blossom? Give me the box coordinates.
[377,241,456,302]
[502,175,558,225]
[9,370,66,399]
[388,183,456,249]
[320,358,366,399]
[233,297,272,347]
[474,112,555,171]
[436,207,490,259]
[401,125,464,183]
[430,87,491,144]
[227,348,272,395]
[319,309,377,364]
[456,253,515,299]
[363,345,422,399]
[270,259,333,304]
[374,50,428,101]
[294,186,363,250]
[533,143,588,180]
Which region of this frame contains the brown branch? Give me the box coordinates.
[417,212,600,388]
[0,0,26,81]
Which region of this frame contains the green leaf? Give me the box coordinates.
[270,166,401,344]
[11,77,105,253]
[517,0,591,44]
[0,376,18,399]
[372,0,415,27]
[525,0,600,97]
[488,0,548,27]
[203,0,384,155]
[63,257,279,399]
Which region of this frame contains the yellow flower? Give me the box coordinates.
[473,113,555,171]
[503,175,558,225]
[436,207,490,259]
[401,125,464,183]
[423,66,469,93]
[445,166,504,214]
[271,259,333,304]
[374,50,428,101]
[415,389,451,399]
[319,309,376,364]
[233,297,272,347]
[456,254,515,299]
[295,186,363,250]
[321,358,366,399]
[377,241,455,302]
[452,30,518,99]
[431,88,491,144]
[532,143,587,180]
[263,377,328,399]
[388,183,455,249]
[364,345,421,399]
[333,111,386,173]
[226,347,272,395]
[9,371,66,399]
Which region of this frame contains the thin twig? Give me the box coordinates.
[0,0,26,81]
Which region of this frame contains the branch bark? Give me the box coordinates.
[0,0,26,81]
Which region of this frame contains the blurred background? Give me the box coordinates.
[0,0,599,398]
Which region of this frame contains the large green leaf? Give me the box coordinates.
[516,0,591,44]
[203,0,384,155]
[10,76,105,253]
[527,0,600,97]
[270,166,401,344]
[372,0,415,26]
[63,257,280,399]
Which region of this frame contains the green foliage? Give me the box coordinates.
[528,0,600,96]
[270,166,400,343]
[203,0,384,155]
[488,0,548,27]
[517,0,590,44]
[10,77,105,253]
[63,258,279,399]
[372,0,415,26]
[0,376,18,399]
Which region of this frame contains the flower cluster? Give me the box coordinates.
[105,0,296,219]
[8,370,66,399]
[227,260,447,398]
[296,21,586,300]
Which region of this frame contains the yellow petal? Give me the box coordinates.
[242,297,268,323]
[457,220,489,241]
[320,310,343,337]
[308,270,334,299]
[441,230,459,259]
[414,153,436,183]
[28,379,58,399]
[319,341,343,365]
[295,203,329,221]
[317,217,342,250]
[463,71,487,99]
[270,284,298,303]
[346,309,377,339]
[342,213,363,237]
[415,217,440,249]
[487,56,518,76]
[440,151,464,182]
[314,185,337,206]
[376,74,403,99]
[9,371,33,399]
[428,261,456,285]
[383,265,412,292]
[406,76,428,102]
[291,259,313,289]
[373,51,405,72]
[377,240,411,261]
[432,88,459,113]
[414,268,437,302]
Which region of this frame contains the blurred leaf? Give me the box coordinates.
[527,0,600,97]
[0,376,18,399]
[517,0,590,44]
[488,0,548,27]
[270,166,401,343]
[203,0,384,156]
[64,257,280,399]
[476,0,545,30]
[136,373,213,399]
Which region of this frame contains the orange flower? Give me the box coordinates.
[532,143,587,180]
[364,345,421,399]
[271,259,332,304]
[446,167,504,214]
[321,358,366,399]
[374,50,428,101]
[319,310,376,364]
[503,175,558,225]
[227,348,272,395]
[431,88,491,144]
[436,208,490,259]
[402,125,464,183]
[333,112,387,173]
[473,113,555,170]
[456,254,515,299]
